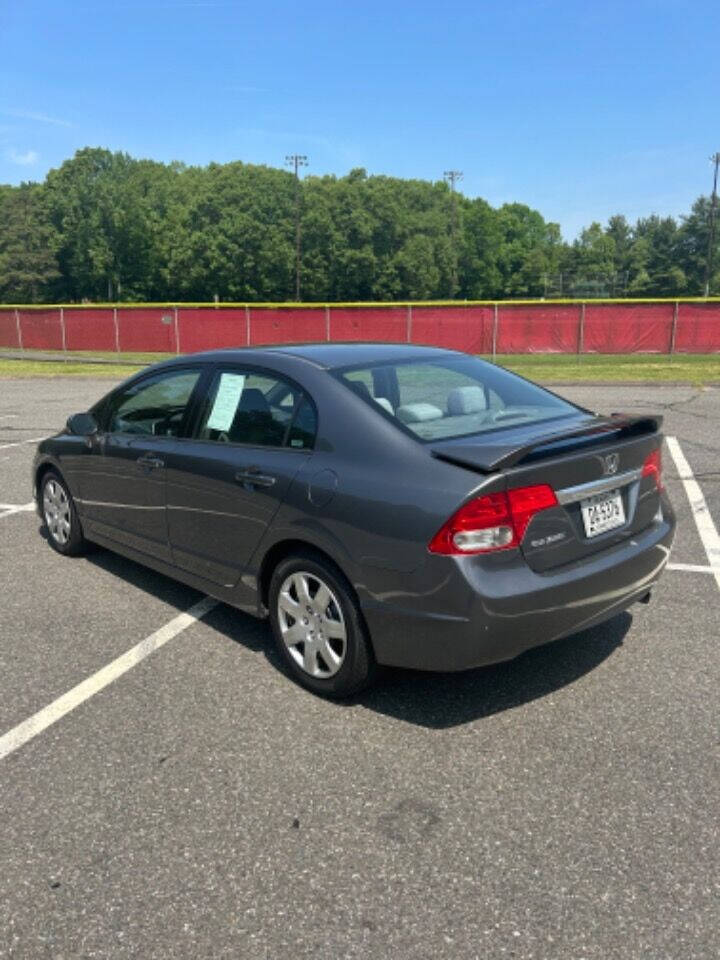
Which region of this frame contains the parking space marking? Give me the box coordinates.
[667,562,720,574]
[0,502,35,518]
[667,436,720,592]
[0,437,45,451]
[0,596,217,761]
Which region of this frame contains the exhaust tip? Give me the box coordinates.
[639,591,652,605]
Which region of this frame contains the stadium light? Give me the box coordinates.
[286,155,309,300]
[705,152,720,297]
[444,171,464,299]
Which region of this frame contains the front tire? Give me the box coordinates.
[268,551,374,698]
[41,470,87,556]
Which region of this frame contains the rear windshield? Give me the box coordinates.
[336,356,578,442]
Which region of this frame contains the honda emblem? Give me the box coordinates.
[602,453,619,476]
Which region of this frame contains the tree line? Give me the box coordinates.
[0,147,717,303]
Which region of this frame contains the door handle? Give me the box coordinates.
[235,468,276,488]
[137,454,165,469]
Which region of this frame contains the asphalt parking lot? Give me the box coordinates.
[0,377,718,960]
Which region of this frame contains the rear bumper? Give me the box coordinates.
[360,497,676,672]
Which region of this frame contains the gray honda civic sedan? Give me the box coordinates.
[33,343,675,697]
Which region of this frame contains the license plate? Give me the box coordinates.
[580,489,625,538]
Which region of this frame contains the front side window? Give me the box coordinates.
[338,357,578,442]
[106,369,201,436]
[196,370,317,449]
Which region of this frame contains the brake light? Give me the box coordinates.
[642,448,664,491]
[507,484,559,541]
[428,484,558,555]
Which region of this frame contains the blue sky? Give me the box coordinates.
[1,0,718,237]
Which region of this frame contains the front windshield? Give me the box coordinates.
[336,356,579,442]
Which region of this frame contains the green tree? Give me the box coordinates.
[458,197,502,298]
[0,182,60,301]
[633,215,683,295]
[678,197,719,295]
[6,145,717,305]
[496,204,563,297]
[45,148,161,300]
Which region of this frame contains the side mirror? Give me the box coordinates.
[67,412,99,436]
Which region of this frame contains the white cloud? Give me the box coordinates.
[7,148,39,166]
[1,109,72,128]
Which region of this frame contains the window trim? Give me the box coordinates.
[187,362,318,452]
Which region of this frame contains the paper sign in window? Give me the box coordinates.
[206,373,246,431]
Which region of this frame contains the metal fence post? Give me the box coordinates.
[669,301,679,355]
[325,305,331,341]
[245,305,251,346]
[60,306,67,357]
[15,308,23,352]
[173,305,180,354]
[492,303,498,360]
[578,302,586,354]
[407,304,413,343]
[113,307,120,354]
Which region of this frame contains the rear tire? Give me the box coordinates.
[40,470,87,557]
[268,551,374,698]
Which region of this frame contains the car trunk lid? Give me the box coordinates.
[430,413,665,571]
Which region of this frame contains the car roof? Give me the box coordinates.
[178,342,460,370]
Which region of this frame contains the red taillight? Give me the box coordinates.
[507,484,559,542]
[642,448,664,491]
[428,484,558,556]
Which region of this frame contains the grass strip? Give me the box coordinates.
[1,351,719,385]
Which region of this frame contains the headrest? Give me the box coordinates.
[447,386,486,415]
[396,403,444,423]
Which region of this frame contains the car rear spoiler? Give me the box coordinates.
[430,413,663,474]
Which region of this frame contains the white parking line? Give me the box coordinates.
[666,436,720,592]
[0,437,45,451]
[0,502,35,518]
[667,562,720,574]
[0,596,218,761]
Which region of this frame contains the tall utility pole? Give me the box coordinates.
[444,170,463,299]
[286,154,308,300]
[704,152,720,297]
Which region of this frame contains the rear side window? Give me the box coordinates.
[337,357,577,442]
[195,370,317,449]
[286,398,317,449]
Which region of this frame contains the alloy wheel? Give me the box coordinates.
[277,571,347,678]
[43,479,72,545]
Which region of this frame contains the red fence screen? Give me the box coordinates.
[497,305,580,353]
[583,303,673,353]
[1,301,718,355]
[0,310,20,349]
[329,307,408,343]
[675,302,720,353]
[19,309,64,351]
[178,307,248,352]
[63,309,117,352]
[250,308,327,346]
[411,306,494,352]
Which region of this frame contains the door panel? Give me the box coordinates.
[76,366,203,562]
[166,444,311,586]
[80,435,174,562]
[166,365,317,588]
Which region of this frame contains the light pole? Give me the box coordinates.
[286,154,308,300]
[444,170,463,299]
[704,152,720,297]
